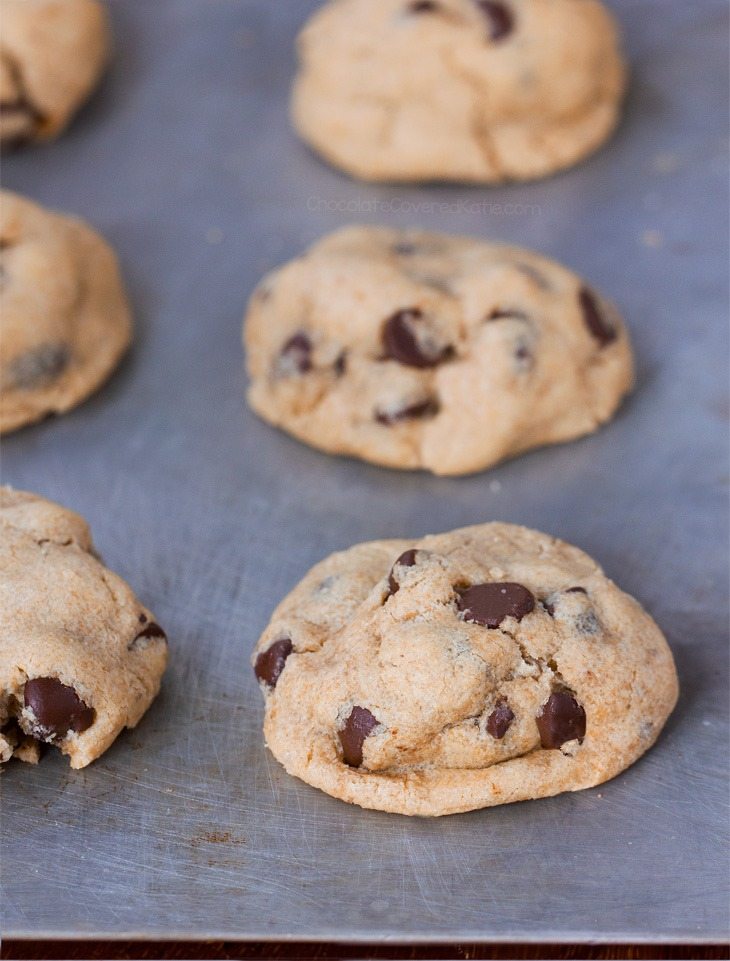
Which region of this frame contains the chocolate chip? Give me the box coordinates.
[130,622,167,649]
[382,309,453,369]
[393,241,418,255]
[386,549,419,598]
[334,351,347,376]
[9,344,70,390]
[375,397,440,425]
[339,706,379,767]
[456,582,535,628]
[254,638,293,689]
[408,0,439,11]
[487,308,530,322]
[23,677,94,740]
[279,332,312,374]
[475,1,513,41]
[0,54,45,147]
[514,338,534,370]
[579,288,616,347]
[536,691,586,749]
[486,699,514,739]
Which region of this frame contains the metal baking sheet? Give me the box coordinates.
[1,0,728,944]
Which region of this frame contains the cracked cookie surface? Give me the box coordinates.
[253,523,678,816]
[0,487,168,769]
[0,0,109,148]
[292,0,626,183]
[244,225,633,475]
[0,191,132,433]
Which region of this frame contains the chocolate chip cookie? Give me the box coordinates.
[253,523,678,816]
[292,0,626,183]
[1,0,109,148]
[0,487,168,769]
[0,191,132,433]
[244,226,634,475]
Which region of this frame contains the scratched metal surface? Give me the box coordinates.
[1,0,728,943]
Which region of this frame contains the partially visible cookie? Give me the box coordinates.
[244,226,633,476]
[0,487,168,769]
[253,523,678,816]
[0,0,109,148]
[292,0,626,183]
[0,191,132,434]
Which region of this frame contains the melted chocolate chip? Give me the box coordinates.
[9,344,70,390]
[487,308,530,322]
[475,0,513,41]
[457,582,535,628]
[382,309,453,369]
[339,706,379,767]
[0,54,45,148]
[254,638,293,689]
[536,691,586,749]
[23,677,94,740]
[130,622,167,649]
[334,352,347,376]
[386,549,419,597]
[408,0,439,11]
[514,338,534,370]
[279,332,313,374]
[486,699,514,739]
[375,397,440,425]
[393,241,418,255]
[579,288,617,347]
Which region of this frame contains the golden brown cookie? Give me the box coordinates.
[0,487,168,769]
[292,0,626,183]
[253,523,678,816]
[0,191,132,433]
[244,226,633,475]
[0,0,109,148]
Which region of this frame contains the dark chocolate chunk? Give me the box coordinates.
[23,677,94,740]
[579,288,617,347]
[386,549,419,598]
[334,351,347,376]
[9,343,70,390]
[382,309,452,368]
[375,397,440,425]
[487,308,530,322]
[475,0,514,41]
[130,622,167,649]
[393,241,418,255]
[339,706,379,767]
[456,582,535,628]
[514,338,534,370]
[254,638,293,689]
[536,691,586,749]
[486,699,514,739]
[408,0,439,11]
[279,332,313,374]
[0,53,45,147]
